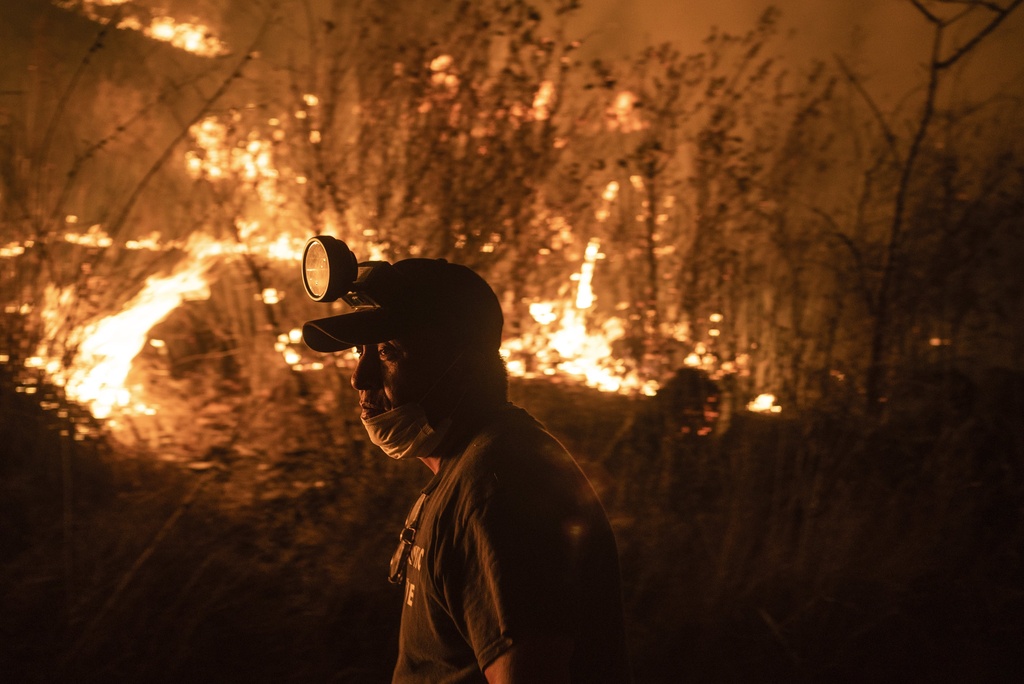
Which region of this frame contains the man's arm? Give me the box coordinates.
[483,635,574,684]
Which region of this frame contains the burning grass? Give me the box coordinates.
[3,2,1021,678]
[2,368,1022,682]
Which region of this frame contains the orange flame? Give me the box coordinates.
[63,1,228,57]
[501,237,658,396]
[34,236,222,420]
[12,90,786,432]
[747,393,782,413]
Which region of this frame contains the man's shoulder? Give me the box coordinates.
[440,404,592,507]
[462,404,567,466]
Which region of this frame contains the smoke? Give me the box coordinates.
[570,0,1024,104]
[572,0,899,58]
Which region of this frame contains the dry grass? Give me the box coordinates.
[2,370,1022,682]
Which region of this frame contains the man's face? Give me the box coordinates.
[350,337,446,420]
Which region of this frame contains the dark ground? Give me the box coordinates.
[2,368,1023,683]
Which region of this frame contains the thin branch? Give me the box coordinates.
[106,23,271,240]
[834,56,902,164]
[936,0,1024,69]
[909,0,943,24]
[936,0,1009,13]
[932,1,987,25]
[36,8,124,225]
[886,21,945,267]
[48,73,207,226]
[826,230,875,313]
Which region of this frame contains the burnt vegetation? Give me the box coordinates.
[2,0,1023,681]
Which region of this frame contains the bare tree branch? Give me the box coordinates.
[807,204,876,313]
[834,56,901,164]
[863,0,1023,406]
[107,19,273,240]
[48,73,207,227]
[936,0,1009,13]
[909,0,943,24]
[36,8,124,226]
[936,0,1024,69]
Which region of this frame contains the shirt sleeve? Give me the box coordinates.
[441,456,589,672]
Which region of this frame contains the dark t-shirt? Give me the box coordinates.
[392,404,631,683]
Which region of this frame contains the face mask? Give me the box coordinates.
[361,403,452,460]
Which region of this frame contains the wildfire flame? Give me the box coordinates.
[7,86,785,437]
[32,236,224,420]
[59,1,228,57]
[501,238,658,396]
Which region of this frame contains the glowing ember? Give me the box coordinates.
[277,328,325,372]
[429,54,460,90]
[747,393,782,414]
[602,181,620,202]
[125,232,164,251]
[607,91,646,133]
[0,242,27,258]
[575,238,601,309]
[532,81,556,121]
[529,302,558,326]
[64,224,114,248]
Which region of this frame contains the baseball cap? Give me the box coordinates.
[301,258,504,353]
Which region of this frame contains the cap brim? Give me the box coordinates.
[302,308,404,352]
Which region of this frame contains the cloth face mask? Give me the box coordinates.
[361,402,451,460]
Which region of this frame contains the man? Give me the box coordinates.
[302,256,631,683]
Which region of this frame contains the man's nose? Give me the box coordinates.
[351,346,381,390]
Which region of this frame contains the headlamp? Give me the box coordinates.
[301,235,357,302]
[301,235,393,309]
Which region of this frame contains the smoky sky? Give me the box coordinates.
[571,0,1024,104]
[4,0,1021,108]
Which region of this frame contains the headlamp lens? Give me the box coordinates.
[304,240,330,299]
[301,235,358,302]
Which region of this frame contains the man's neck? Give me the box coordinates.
[419,398,509,475]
